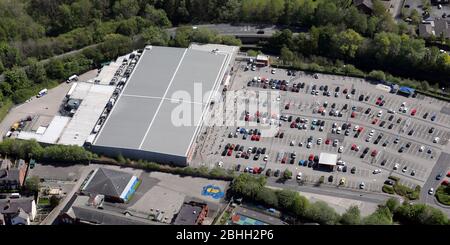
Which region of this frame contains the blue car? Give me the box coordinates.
[299,160,306,166]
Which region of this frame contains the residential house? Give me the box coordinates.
[0,197,37,225]
[0,159,28,191]
[353,0,392,15]
[419,19,450,39]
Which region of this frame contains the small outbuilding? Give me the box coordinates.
[318,153,338,169]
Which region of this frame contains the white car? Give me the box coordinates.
[217,161,223,168]
[338,146,344,153]
[369,130,375,136]
[393,163,399,170]
[346,94,351,99]
[433,137,440,143]
[290,140,296,146]
[307,142,312,148]
[366,137,372,142]
[354,125,359,131]
[428,188,434,195]
[296,172,303,180]
[377,110,382,117]
[373,169,381,174]
[271,68,276,74]
[263,155,269,161]
[419,146,425,152]
[317,138,322,145]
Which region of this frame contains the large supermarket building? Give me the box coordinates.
[91,44,237,166]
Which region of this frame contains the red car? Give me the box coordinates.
[371,150,378,157]
[351,144,357,150]
[442,180,449,186]
[230,144,235,150]
[351,112,356,118]
[256,111,260,117]
[372,118,378,125]
[447,171,450,177]
[281,157,287,164]
[309,154,314,161]
[290,122,296,128]
[411,109,417,116]
[245,115,249,121]
[285,103,290,110]
[227,149,233,156]
[255,135,261,141]
[251,135,256,141]
[325,139,330,145]
[376,98,381,105]
[358,127,364,132]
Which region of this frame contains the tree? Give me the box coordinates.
[141,26,169,46]
[25,176,41,192]
[4,68,31,91]
[305,201,340,225]
[363,207,393,225]
[112,0,140,19]
[334,29,364,59]
[368,70,386,81]
[46,58,65,79]
[344,7,368,34]
[394,203,448,225]
[255,187,279,207]
[0,42,21,68]
[144,4,171,28]
[49,195,60,208]
[282,169,292,180]
[26,59,47,84]
[409,9,421,25]
[340,205,361,225]
[280,46,295,63]
[384,198,400,213]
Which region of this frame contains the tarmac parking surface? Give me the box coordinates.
[191,62,450,196]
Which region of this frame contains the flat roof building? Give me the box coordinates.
[319,153,338,166]
[92,44,237,165]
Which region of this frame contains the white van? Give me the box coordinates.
[10,193,21,199]
[37,88,48,98]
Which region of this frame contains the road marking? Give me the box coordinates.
[138,48,188,149]
[121,93,204,105]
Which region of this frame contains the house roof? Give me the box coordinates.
[319,153,338,166]
[65,195,161,225]
[419,24,434,38]
[81,168,135,199]
[0,169,20,182]
[0,198,34,215]
[354,0,373,9]
[173,203,203,225]
[434,19,450,38]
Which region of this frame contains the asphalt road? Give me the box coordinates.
[266,178,393,205]
[420,153,450,211]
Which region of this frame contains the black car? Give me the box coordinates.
[384,180,394,185]
[429,127,435,134]
[363,147,369,154]
[308,161,313,168]
[388,115,394,121]
[235,144,240,151]
[314,155,319,163]
[320,121,325,126]
[261,147,267,154]
[374,139,380,145]
[290,158,295,164]
[364,95,370,101]
[265,168,272,177]
[379,121,386,127]
[342,166,347,172]
[342,104,348,110]
[351,167,356,174]
[397,118,402,123]
[335,86,340,92]
[365,108,371,114]
[312,84,317,90]
[382,141,389,147]
[360,153,366,158]
[405,142,411,148]
[328,175,334,182]
[274,169,281,177]
[331,103,336,109]
[380,159,386,166]
[288,115,293,122]
[236,164,241,171]
[423,112,428,119]
[359,94,364,101]
[408,129,414,136]
[388,124,394,129]
[398,147,404,153]
[351,88,356,94]
[324,85,328,91]
[319,85,324,91]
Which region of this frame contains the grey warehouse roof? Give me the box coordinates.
[81,168,135,198]
[94,45,230,158]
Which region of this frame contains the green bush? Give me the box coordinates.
[435,185,450,206]
[388,176,400,182]
[393,183,421,200]
[382,185,395,194]
[319,176,324,184]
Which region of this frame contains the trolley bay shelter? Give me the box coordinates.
[92,44,237,166]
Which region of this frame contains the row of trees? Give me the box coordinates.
[230,174,449,225]
[0,139,95,164]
